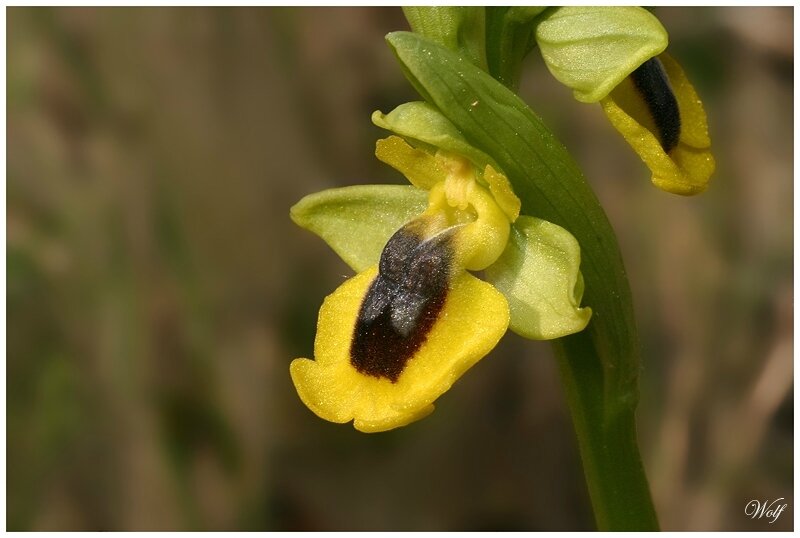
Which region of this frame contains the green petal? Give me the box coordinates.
[290,185,428,272]
[485,216,591,340]
[402,7,487,70]
[534,7,668,103]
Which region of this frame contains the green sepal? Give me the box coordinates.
[485,7,547,90]
[371,102,497,172]
[534,7,668,103]
[402,7,487,70]
[290,185,428,272]
[486,216,592,340]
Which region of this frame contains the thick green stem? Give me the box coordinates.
[386,32,659,530]
[554,333,658,530]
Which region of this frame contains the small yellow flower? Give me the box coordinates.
[600,54,715,195]
[534,6,715,195]
[291,146,513,432]
[290,125,590,432]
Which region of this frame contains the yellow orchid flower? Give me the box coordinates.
[290,122,591,432]
[535,6,715,195]
[291,165,511,433]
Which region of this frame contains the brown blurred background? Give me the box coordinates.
[7,7,793,531]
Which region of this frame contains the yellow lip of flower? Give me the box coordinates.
[600,53,715,195]
[290,181,511,433]
[290,265,509,433]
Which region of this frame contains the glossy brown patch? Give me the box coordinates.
[630,57,681,153]
[350,224,452,383]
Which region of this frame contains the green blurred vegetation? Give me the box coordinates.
[7,7,793,530]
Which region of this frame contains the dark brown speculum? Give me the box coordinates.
[630,57,681,153]
[350,223,453,382]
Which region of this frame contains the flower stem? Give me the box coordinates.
[554,333,659,530]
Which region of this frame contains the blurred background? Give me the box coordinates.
[7,7,793,531]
